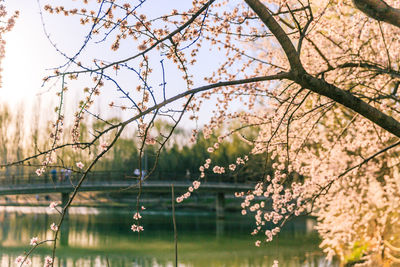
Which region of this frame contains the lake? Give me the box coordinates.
[0,206,337,266]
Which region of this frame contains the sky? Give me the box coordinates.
[1,0,248,133]
[2,0,62,106]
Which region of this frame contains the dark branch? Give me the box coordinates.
[353,0,400,28]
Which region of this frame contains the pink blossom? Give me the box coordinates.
[133,212,142,220]
[99,142,108,151]
[35,168,43,176]
[236,157,245,165]
[229,164,236,171]
[30,236,38,246]
[15,256,24,264]
[235,192,244,197]
[76,161,84,169]
[50,223,58,231]
[193,181,201,189]
[145,137,156,145]
[49,202,58,210]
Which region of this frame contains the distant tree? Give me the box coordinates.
[0,104,11,176]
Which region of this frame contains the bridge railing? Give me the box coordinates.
[0,170,257,186]
[78,171,252,184]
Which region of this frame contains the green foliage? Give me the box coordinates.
[90,120,266,180]
[95,138,138,171]
[343,241,369,266]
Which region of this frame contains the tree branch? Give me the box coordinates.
[297,73,400,138]
[120,72,291,127]
[353,0,400,28]
[244,0,304,72]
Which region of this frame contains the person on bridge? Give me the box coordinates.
[51,169,57,183]
[134,169,146,181]
[65,169,72,183]
[59,168,65,183]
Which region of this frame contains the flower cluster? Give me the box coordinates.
[131,224,144,232]
[176,132,250,204]
[15,256,31,266]
[212,166,225,174]
[176,191,191,203]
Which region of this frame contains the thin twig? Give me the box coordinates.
[171,184,178,267]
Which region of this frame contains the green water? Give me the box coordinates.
[0,207,336,266]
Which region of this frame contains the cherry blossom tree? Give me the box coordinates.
[3,0,400,265]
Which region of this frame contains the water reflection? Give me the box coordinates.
[0,206,337,266]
